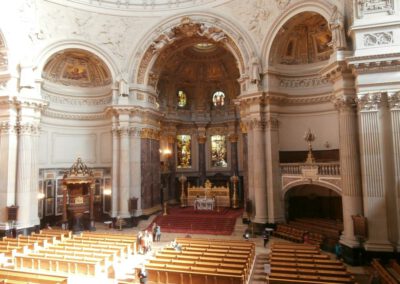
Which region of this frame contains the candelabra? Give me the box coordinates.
[230,175,239,209]
[304,128,316,164]
[179,175,187,207]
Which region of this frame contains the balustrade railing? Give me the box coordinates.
[280,162,340,176]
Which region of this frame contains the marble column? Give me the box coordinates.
[130,127,142,216]
[229,134,239,176]
[167,136,176,202]
[251,119,268,224]
[245,122,255,215]
[241,125,249,211]
[264,115,284,223]
[198,134,207,186]
[111,125,119,218]
[0,122,18,222]
[16,123,33,229]
[333,96,364,248]
[118,126,130,218]
[358,93,393,252]
[389,92,400,250]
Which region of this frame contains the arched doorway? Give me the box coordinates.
[285,184,343,221]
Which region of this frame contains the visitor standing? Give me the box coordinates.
[262,229,269,247]
[156,225,161,242]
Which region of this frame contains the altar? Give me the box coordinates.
[194,198,215,210]
[187,180,230,208]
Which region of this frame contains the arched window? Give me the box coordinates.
[212,91,225,107]
[177,90,187,108]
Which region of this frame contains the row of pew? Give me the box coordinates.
[370,259,400,284]
[14,229,136,278]
[143,237,256,284]
[265,242,356,284]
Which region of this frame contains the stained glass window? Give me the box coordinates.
[177,90,187,107]
[211,135,227,168]
[212,91,225,107]
[177,135,192,168]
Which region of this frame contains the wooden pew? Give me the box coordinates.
[0,268,67,284]
[371,259,397,284]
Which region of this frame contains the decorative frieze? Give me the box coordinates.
[42,92,112,106]
[43,109,108,120]
[279,76,329,88]
[363,31,393,47]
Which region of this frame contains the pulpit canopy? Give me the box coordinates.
[63,157,94,185]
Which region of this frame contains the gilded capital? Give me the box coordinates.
[228,134,239,143]
[197,135,207,144]
[141,127,160,140]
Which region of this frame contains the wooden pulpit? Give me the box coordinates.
[62,158,95,233]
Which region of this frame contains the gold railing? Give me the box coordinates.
[280,162,340,176]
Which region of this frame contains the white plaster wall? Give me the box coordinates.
[279,111,339,151]
[38,122,112,168]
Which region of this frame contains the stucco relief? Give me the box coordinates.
[357,92,383,111]
[275,0,291,9]
[41,92,112,106]
[37,2,146,63]
[357,0,394,18]
[388,92,400,110]
[224,0,271,43]
[363,31,393,47]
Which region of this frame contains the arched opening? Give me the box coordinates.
[285,184,342,221]
[150,29,242,204]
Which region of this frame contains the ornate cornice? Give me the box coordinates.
[347,53,400,74]
[278,76,329,88]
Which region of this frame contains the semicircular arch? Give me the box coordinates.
[129,11,258,91]
[282,180,342,197]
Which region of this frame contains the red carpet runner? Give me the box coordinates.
[148,206,243,235]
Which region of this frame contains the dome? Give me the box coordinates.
[42,49,112,88]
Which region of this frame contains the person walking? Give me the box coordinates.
[262,229,269,247]
[155,225,161,242]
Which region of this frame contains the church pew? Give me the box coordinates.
[271,252,330,259]
[271,242,320,250]
[269,260,347,271]
[61,240,129,258]
[267,272,354,283]
[271,266,351,277]
[15,254,102,276]
[22,234,57,245]
[145,262,245,284]
[40,230,72,239]
[75,234,136,253]
[67,238,133,254]
[53,244,119,261]
[371,259,398,284]
[1,238,39,251]
[0,244,28,255]
[38,249,111,268]
[269,256,344,266]
[0,268,68,284]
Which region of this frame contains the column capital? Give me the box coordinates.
[388,91,400,110]
[332,95,357,112]
[0,122,17,134]
[18,123,34,135]
[228,134,239,143]
[239,121,247,134]
[119,126,130,137]
[357,92,385,111]
[266,117,279,130]
[197,135,207,144]
[140,127,160,140]
[129,127,141,138]
[249,118,265,131]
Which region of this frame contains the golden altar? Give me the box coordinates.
[187,180,230,208]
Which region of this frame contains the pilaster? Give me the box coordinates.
[358,92,394,252]
[130,127,142,216]
[118,125,130,218]
[389,92,400,250]
[111,122,119,218]
[264,114,284,223]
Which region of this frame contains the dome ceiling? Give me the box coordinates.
[42,49,112,88]
[159,42,239,83]
[270,12,333,66]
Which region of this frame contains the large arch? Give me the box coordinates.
[261,0,336,70]
[129,11,259,92]
[34,39,120,84]
[282,179,342,197]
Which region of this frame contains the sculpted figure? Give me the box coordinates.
[329,6,347,50]
[151,28,176,53]
[117,72,129,96]
[198,23,226,42]
[250,54,261,84]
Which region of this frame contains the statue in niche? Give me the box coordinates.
[117,71,129,96]
[250,54,262,84]
[329,6,347,50]
[151,28,176,53]
[197,23,226,42]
